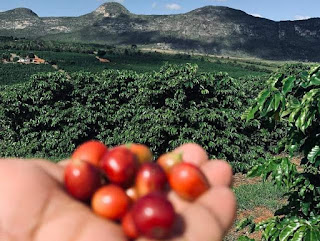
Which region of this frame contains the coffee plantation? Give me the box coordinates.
[0,63,280,172]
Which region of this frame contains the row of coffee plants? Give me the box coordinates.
[239,65,320,239]
[0,62,56,85]
[33,51,108,73]
[0,63,282,171]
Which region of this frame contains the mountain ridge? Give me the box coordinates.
[0,7,39,18]
[0,2,320,61]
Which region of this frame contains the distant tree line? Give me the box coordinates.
[0,37,143,57]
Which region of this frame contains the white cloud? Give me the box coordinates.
[165,3,181,10]
[152,2,158,9]
[250,13,262,18]
[294,15,310,20]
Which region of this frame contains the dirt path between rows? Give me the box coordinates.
[225,156,302,240]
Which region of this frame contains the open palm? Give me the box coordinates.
[0,143,236,241]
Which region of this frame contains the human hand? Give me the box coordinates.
[0,143,236,241]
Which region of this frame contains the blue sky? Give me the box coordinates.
[0,0,319,21]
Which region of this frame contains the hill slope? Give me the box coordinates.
[0,2,320,61]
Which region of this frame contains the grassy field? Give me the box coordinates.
[103,52,273,78]
[224,175,287,241]
[0,47,285,86]
[235,181,286,211]
[29,50,275,78]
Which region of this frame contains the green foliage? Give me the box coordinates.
[97,50,107,58]
[34,51,107,73]
[32,50,270,77]
[1,52,11,61]
[238,236,255,241]
[28,52,35,59]
[0,63,57,85]
[0,63,276,170]
[238,216,320,241]
[1,37,273,76]
[240,64,320,240]
[0,38,99,54]
[105,52,271,77]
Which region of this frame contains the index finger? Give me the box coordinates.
[172,143,233,187]
[173,143,209,166]
[30,159,66,184]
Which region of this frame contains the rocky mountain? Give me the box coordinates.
[0,2,320,61]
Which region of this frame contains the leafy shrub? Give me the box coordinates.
[0,63,57,85]
[97,50,106,57]
[0,64,277,170]
[1,52,10,61]
[239,65,320,239]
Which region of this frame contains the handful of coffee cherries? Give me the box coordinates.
[64,140,210,240]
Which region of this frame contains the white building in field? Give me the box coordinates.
[17,58,31,64]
